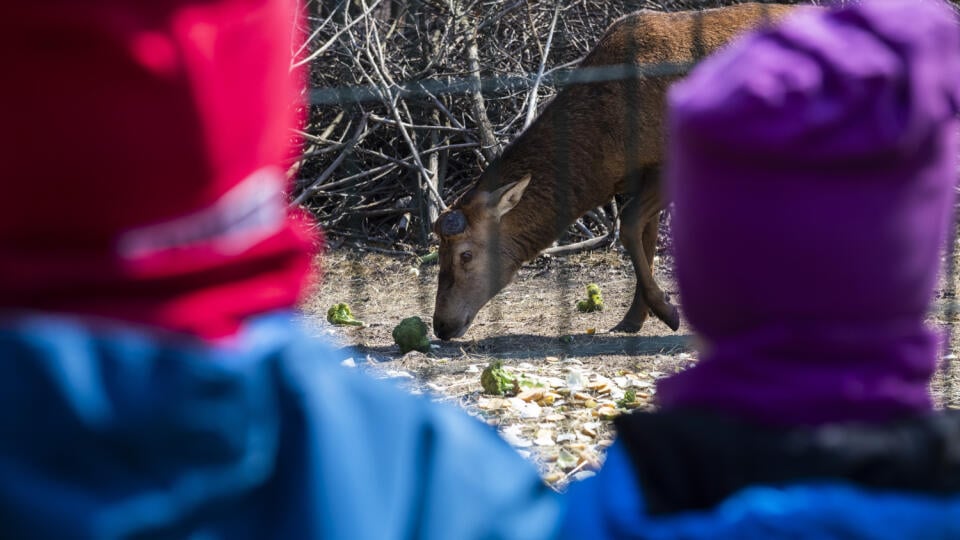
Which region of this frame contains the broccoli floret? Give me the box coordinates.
[576,283,604,313]
[480,360,519,396]
[327,303,364,326]
[392,316,431,354]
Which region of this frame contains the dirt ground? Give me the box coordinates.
[301,245,960,491]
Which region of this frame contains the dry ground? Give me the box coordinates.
[301,246,960,490]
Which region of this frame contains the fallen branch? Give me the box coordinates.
[543,232,616,256]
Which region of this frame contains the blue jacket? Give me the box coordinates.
[564,428,960,539]
[0,312,562,540]
[4,311,960,540]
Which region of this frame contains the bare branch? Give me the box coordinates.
[465,27,502,161]
[291,0,385,69]
[543,232,616,256]
[523,2,561,130]
[291,113,371,206]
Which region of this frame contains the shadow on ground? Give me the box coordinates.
[351,332,696,360]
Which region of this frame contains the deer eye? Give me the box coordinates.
[460,251,473,264]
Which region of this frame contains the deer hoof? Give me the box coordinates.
[611,320,643,333]
[659,305,681,331]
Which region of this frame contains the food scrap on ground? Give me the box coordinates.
[417,250,439,265]
[480,360,519,396]
[392,316,432,353]
[576,283,604,312]
[470,361,660,490]
[326,303,365,326]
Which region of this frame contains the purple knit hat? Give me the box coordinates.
[658,0,960,426]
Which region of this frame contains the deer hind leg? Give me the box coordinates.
[641,214,680,330]
[612,172,680,333]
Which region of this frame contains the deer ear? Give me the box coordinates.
[490,174,531,220]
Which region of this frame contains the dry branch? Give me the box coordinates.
[523,2,561,130]
[465,29,503,161]
[292,113,371,206]
[543,233,617,256]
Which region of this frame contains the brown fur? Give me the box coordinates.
[432,3,801,340]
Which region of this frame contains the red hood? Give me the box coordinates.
[0,0,318,339]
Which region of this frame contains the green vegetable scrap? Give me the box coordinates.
[392,316,432,354]
[327,303,364,326]
[616,388,637,409]
[417,251,439,265]
[480,360,519,396]
[576,283,604,313]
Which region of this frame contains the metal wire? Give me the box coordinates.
[308,62,694,106]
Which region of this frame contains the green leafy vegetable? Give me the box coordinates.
[481,360,519,396]
[327,303,365,326]
[576,283,604,313]
[392,316,432,354]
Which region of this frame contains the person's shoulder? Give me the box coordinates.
[563,439,960,540]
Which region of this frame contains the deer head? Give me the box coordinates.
[432,174,531,340]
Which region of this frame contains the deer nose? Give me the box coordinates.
[433,317,459,340]
[435,313,475,340]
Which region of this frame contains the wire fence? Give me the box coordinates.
[294,0,960,408]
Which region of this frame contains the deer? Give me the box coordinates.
[432,2,800,341]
